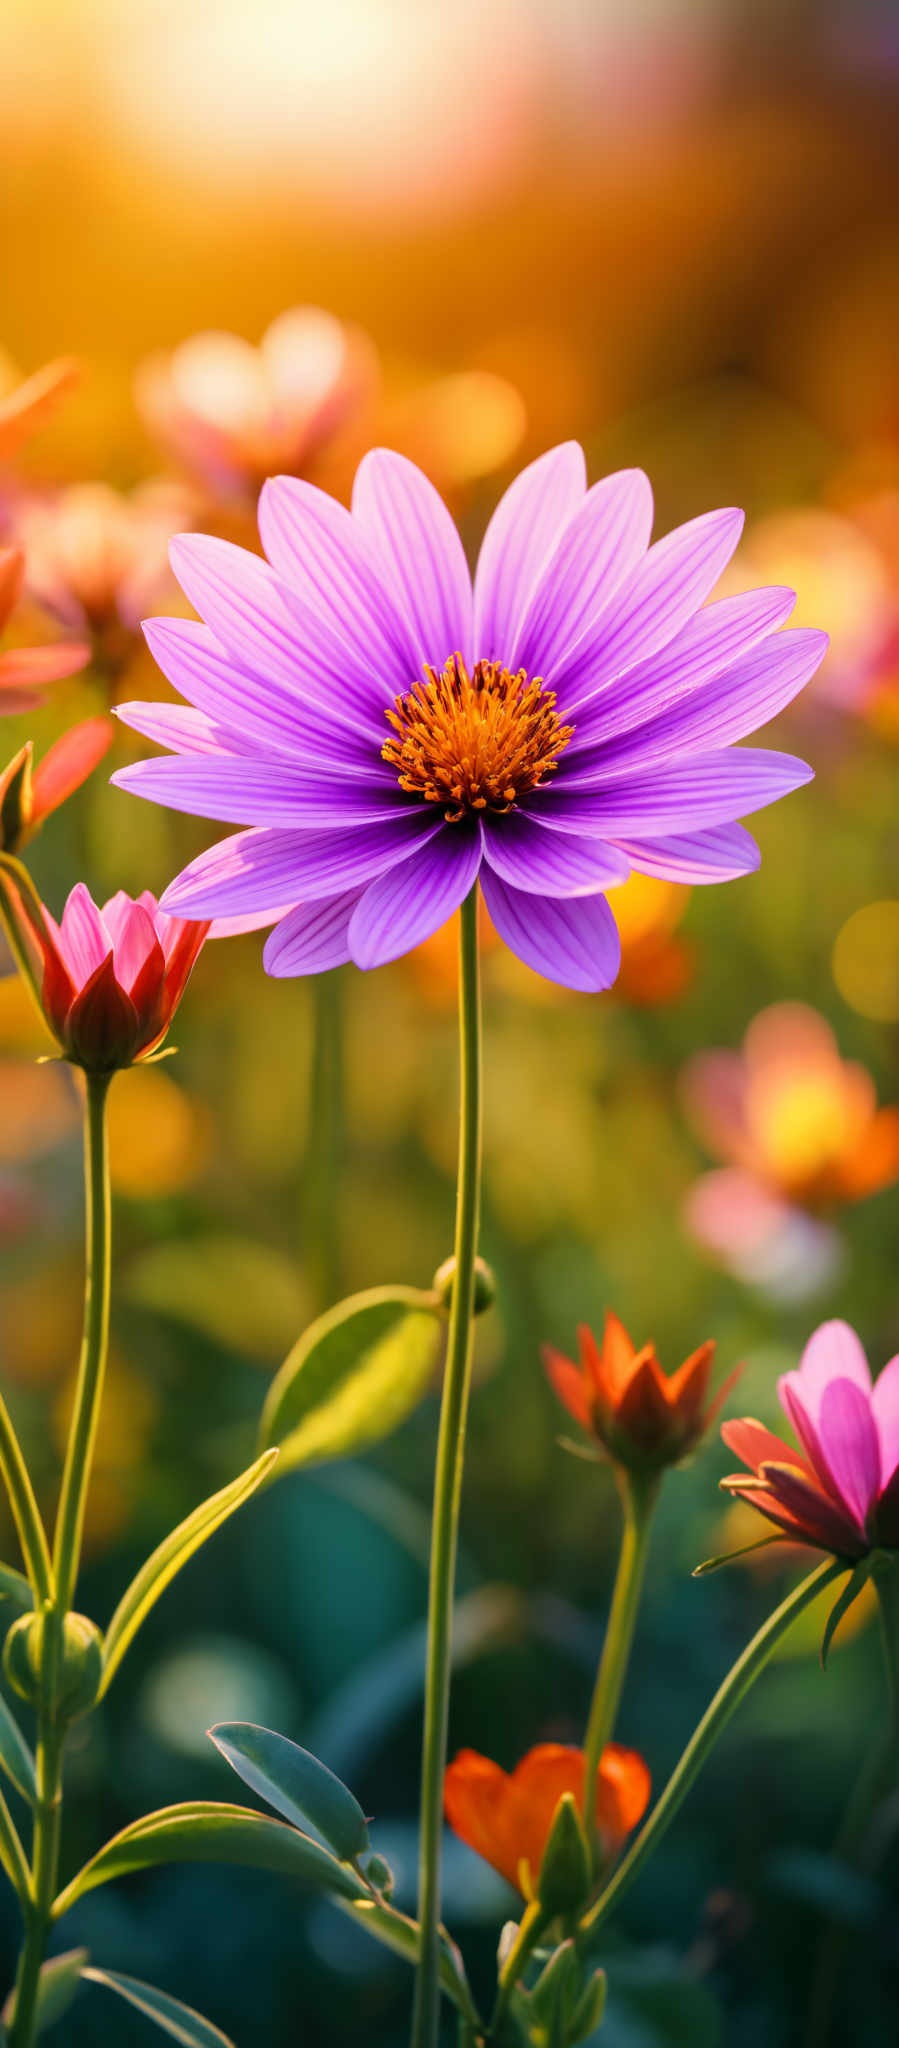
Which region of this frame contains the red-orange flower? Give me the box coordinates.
[0,547,89,714]
[15,883,209,1074]
[444,1743,650,1896]
[544,1311,740,1471]
[0,720,114,853]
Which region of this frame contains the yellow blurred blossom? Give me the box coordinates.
[107,1065,212,1199]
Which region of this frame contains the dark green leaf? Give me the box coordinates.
[1,1949,88,2035]
[100,1452,278,1694]
[259,1286,443,1472]
[83,1969,236,2046]
[337,1896,480,2026]
[52,1802,369,1917]
[208,1722,369,1861]
[0,1692,36,1803]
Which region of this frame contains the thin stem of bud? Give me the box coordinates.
[581,1470,658,1853]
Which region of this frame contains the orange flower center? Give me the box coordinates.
[382,653,574,823]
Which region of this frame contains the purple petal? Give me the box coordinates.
[351,449,472,667]
[871,1355,899,1489]
[264,892,363,976]
[348,827,481,969]
[480,869,622,990]
[746,1463,866,1556]
[563,629,828,781]
[512,469,653,676]
[794,1319,872,1409]
[561,584,797,740]
[258,476,422,687]
[209,904,299,938]
[473,443,586,661]
[115,700,259,758]
[142,617,377,766]
[612,823,760,883]
[816,1379,882,1529]
[59,884,112,984]
[481,812,629,896]
[160,814,443,916]
[112,754,409,828]
[550,507,745,701]
[526,748,812,836]
[169,533,390,733]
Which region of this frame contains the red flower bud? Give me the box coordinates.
[21,882,209,1073]
[544,1311,741,1474]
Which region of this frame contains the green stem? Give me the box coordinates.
[578,1558,844,1948]
[0,1786,31,1905]
[52,1070,112,1613]
[489,1902,549,2037]
[582,1472,658,1853]
[411,889,482,2048]
[0,874,46,1037]
[805,1565,899,2048]
[303,970,344,1312]
[0,1393,52,1603]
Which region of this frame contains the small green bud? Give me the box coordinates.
[432,1254,496,1316]
[363,1852,394,1897]
[569,1968,607,2043]
[3,1609,103,1722]
[534,1794,592,1919]
[529,1940,578,2026]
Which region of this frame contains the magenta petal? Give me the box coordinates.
[351,449,473,667]
[794,1320,872,1408]
[529,749,812,836]
[612,823,760,883]
[161,814,443,916]
[512,468,653,676]
[258,476,421,686]
[348,827,481,969]
[816,1379,882,1530]
[751,1462,866,1556]
[101,893,157,990]
[58,883,112,983]
[871,1355,899,1489]
[473,443,586,660]
[112,755,407,828]
[263,893,362,977]
[480,869,622,990]
[481,812,629,895]
[561,585,797,739]
[550,506,745,699]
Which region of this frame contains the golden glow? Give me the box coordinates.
[833,901,899,1023]
[383,655,573,822]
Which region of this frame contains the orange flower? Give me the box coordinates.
[0,547,89,714]
[0,719,114,853]
[444,1743,650,1896]
[544,1311,739,1471]
[0,358,80,466]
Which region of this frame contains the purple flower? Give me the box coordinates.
[721,1321,899,1557]
[112,446,826,990]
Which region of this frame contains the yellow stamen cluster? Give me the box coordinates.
[382,654,574,823]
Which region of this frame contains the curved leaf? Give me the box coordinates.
[338,1897,480,2026]
[259,1286,443,1473]
[52,1802,369,1918]
[0,1692,36,1803]
[208,1723,369,1861]
[2,1949,88,2035]
[83,1969,235,2047]
[100,1451,278,1694]
[0,1566,34,1616]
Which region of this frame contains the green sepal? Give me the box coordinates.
[2,1949,88,2036]
[529,1939,579,2024]
[338,1896,481,2027]
[568,1967,607,2042]
[258,1285,443,1473]
[100,1451,278,1694]
[82,1968,236,2046]
[820,1555,885,1668]
[208,1722,370,1862]
[0,1689,36,1803]
[52,1802,370,1919]
[535,1795,592,1917]
[693,1535,790,1576]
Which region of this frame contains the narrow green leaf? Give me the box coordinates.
[821,1560,869,1668]
[83,1969,236,2047]
[338,1897,480,2027]
[2,1949,88,2035]
[0,1692,36,1803]
[100,1452,278,1694]
[52,1802,369,1918]
[0,1566,34,1616]
[692,1535,789,1576]
[208,1723,369,1861]
[259,1286,443,1473]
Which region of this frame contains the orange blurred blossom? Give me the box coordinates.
[444,1742,650,1897]
[544,1310,738,1472]
[0,357,80,467]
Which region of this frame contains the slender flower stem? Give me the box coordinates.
[0,1393,52,1603]
[578,1558,844,1948]
[0,1787,31,1904]
[9,1071,113,2048]
[411,889,482,2048]
[582,1471,658,1852]
[52,1070,112,1613]
[303,969,344,1312]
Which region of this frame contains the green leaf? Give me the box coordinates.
[208,1723,369,1862]
[2,1949,88,2035]
[820,1560,869,1668]
[0,1691,36,1803]
[259,1286,443,1473]
[0,1566,34,1616]
[52,1801,370,1918]
[83,1969,236,2047]
[338,1896,480,2027]
[99,1452,278,1695]
[125,1234,310,1362]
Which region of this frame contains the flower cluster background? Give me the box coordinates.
[1,0,898,2041]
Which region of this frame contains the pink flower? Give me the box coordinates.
[0,546,89,713]
[720,1320,899,1558]
[19,884,209,1073]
